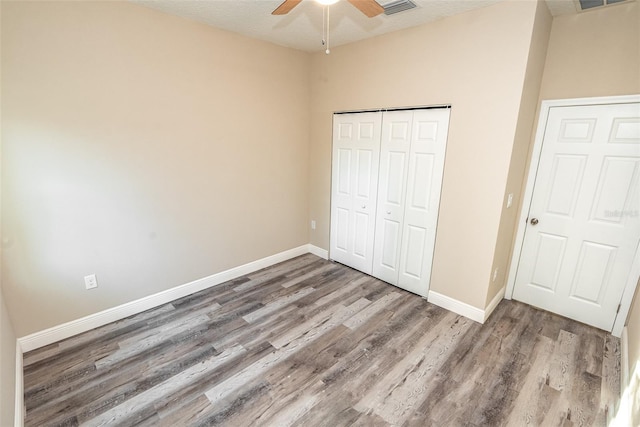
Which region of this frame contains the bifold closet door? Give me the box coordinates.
[372,109,450,297]
[371,111,413,285]
[330,108,450,297]
[397,108,450,296]
[329,112,382,274]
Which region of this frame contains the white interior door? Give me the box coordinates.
[397,109,450,296]
[330,112,382,274]
[372,111,413,285]
[513,102,640,331]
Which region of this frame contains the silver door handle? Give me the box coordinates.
[530,218,539,225]
[361,205,366,209]
[386,211,391,214]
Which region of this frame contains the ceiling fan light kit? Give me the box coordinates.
[272,0,385,17]
[272,0,385,54]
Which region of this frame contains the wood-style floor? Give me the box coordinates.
[23,254,620,426]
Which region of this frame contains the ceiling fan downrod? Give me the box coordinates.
[323,5,331,54]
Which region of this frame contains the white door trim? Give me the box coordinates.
[505,94,640,337]
[614,241,640,336]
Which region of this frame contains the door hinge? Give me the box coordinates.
[617,303,621,314]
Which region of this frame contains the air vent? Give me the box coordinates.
[383,0,417,15]
[578,0,628,10]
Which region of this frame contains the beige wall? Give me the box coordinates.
[486,0,552,304]
[1,1,311,336]
[539,2,640,100]
[0,1,18,421]
[309,0,540,309]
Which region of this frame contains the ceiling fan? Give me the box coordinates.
[272,0,385,18]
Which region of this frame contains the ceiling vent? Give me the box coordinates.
[383,0,417,15]
[578,0,627,10]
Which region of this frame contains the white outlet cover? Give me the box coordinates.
[84,274,98,290]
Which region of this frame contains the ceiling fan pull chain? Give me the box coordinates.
[322,5,326,46]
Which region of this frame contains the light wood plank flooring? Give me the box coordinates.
[23,254,620,426]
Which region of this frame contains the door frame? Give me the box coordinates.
[505,94,640,337]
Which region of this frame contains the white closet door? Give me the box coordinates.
[397,109,450,296]
[372,111,413,284]
[330,112,382,274]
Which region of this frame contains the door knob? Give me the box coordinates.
[361,205,366,209]
[386,211,391,215]
[530,218,539,225]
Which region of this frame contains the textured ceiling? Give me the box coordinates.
[545,0,580,15]
[131,0,579,53]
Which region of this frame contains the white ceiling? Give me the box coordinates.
[132,0,581,53]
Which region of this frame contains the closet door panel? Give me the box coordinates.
[331,146,352,260]
[372,111,412,284]
[330,113,382,274]
[335,149,351,195]
[403,225,427,277]
[380,218,402,269]
[334,207,350,252]
[353,211,371,258]
[398,109,450,296]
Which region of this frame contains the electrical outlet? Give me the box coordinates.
[84,274,98,290]
[311,220,316,230]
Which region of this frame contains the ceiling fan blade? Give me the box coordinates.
[272,0,303,15]
[347,0,384,18]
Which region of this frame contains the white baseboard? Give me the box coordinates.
[611,326,633,425]
[484,286,506,322]
[18,245,317,352]
[427,290,485,323]
[308,244,328,260]
[14,343,23,427]
[621,326,629,393]
[427,289,505,324]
